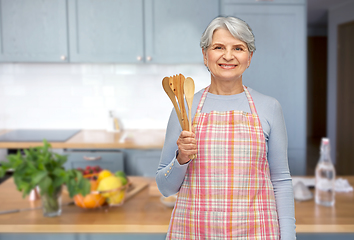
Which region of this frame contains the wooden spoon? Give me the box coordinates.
[169,75,185,129]
[169,76,176,95]
[162,77,183,128]
[175,74,189,130]
[184,77,195,132]
[184,77,197,160]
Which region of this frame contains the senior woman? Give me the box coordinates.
[156,16,296,239]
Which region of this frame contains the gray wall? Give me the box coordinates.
[327,1,354,162]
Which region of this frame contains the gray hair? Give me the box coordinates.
[200,16,256,53]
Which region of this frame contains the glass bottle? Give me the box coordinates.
[315,138,336,206]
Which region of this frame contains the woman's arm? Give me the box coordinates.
[268,100,296,239]
[156,109,194,197]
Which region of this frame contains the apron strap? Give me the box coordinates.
[196,85,258,116]
[243,86,258,115]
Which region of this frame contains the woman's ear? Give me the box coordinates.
[202,48,208,66]
[248,52,253,67]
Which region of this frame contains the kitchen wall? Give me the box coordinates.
[327,1,354,162]
[0,63,210,130]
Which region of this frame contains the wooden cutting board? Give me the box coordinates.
[148,180,163,197]
[124,177,150,201]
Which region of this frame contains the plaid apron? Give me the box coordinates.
[166,86,280,239]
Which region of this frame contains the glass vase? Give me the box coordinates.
[41,186,62,217]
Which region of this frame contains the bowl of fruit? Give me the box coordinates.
[73,167,129,208]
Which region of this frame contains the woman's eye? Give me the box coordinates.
[235,47,243,51]
[214,46,222,50]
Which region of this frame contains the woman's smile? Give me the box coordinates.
[219,63,237,69]
[203,28,253,83]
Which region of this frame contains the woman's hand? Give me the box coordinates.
[176,130,198,165]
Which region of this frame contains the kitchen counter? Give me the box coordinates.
[0,176,171,233]
[0,176,354,235]
[294,176,354,233]
[0,129,165,149]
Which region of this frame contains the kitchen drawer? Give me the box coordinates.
[63,149,124,172]
[124,149,161,177]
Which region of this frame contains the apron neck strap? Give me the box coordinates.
[196,85,258,115]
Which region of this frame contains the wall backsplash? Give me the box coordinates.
[0,63,210,130]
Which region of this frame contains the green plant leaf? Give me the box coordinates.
[0,161,12,177]
[6,152,23,168]
[6,140,91,198]
[54,153,67,167]
[0,168,5,178]
[13,176,32,198]
[52,177,65,189]
[38,176,52,196]
[31,171,47,186]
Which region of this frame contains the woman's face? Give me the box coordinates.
[203,28,253,83]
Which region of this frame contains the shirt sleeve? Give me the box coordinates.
[155,108,191,197]
[267,100,297,239]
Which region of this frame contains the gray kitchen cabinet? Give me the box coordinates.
[67,0,144,63]
[0,0,68,62]
[0,0,219,63]
[221,1,306,175]
[124,149,161,177]
[68,0,219,63]
[63,149,124,173]
[144,0,219,63]
[63,148,161,177]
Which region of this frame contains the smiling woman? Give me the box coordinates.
[156,16,296,239]
[202,28,253,94]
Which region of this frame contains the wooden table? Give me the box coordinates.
[0,177,172,234]
[0,129,166,149]
[0,176,353,236]
[295,176,354,233]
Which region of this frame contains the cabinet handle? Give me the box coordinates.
[137,56,142,61]
[146,56,152,61]
[83,156,102,161]
[60,55,66,61]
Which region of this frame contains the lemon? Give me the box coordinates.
[107,190,125,205]
[97,170,113,183]
[97,176,122,198]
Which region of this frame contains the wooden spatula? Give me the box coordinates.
[176,74,189,131]
[184,77,195,132]
[184,77,197,160]
[162,77,183,127]
[162,74,197,160]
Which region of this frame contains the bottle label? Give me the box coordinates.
[316,179,334,191]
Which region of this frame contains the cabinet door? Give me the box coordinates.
[144,0,219,63]
[64,150,124,173]
[68,0,144,63]
[0,0,68,62]
[124,149,162,177]
[222,4,306,175]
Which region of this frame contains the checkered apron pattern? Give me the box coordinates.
[166,86,280,239]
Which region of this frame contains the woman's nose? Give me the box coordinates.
[223,49,234,60]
